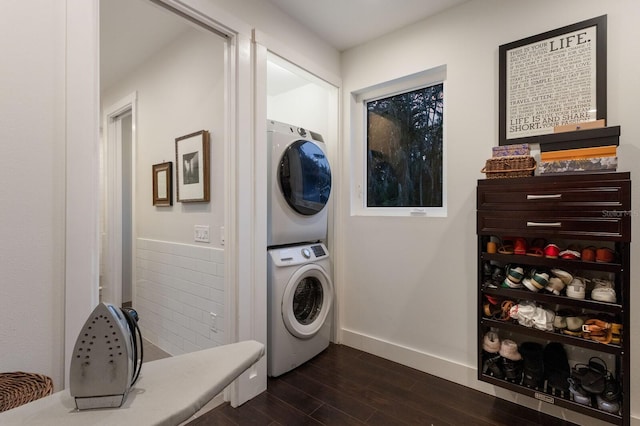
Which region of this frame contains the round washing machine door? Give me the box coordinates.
[278,140,331,216]
[282,264,333,339]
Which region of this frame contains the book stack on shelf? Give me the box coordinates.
[537,122,620,175]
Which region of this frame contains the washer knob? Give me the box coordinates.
[297,127,307,137]
[301,248,311,259]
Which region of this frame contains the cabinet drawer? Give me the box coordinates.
[477,210,631,241]
[477,173,630,211]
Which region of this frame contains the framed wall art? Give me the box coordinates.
[175,130,210,203]
[499,15,607,146]
[152,162,173,206]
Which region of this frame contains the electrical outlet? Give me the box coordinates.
[194,225,210,243]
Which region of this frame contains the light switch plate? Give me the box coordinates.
[194,225,210,242]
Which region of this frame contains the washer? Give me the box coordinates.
[267,120,332,247]
[267,242,333,377]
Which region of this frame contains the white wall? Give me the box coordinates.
[102,28,226,247]
[0,1,67,389]
[136,238,226,354]
[339,0,640,424]
[213,0,340,80]
[268,83,332,141]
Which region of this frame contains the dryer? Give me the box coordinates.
[267,120,332,247]
[267,242,333,377]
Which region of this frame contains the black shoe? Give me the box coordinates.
[544,342,570,396]
[502,358,522,382]
[520,342,544,389]
[482,353,504,379]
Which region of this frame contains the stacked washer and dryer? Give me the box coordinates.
[266,120,334,377]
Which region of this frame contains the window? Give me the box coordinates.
[352,66,447,216]
[367,84,443,208]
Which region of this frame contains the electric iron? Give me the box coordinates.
[69,302,143,410]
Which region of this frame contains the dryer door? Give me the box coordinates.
[282,264,333,339]
[278,140,331,216]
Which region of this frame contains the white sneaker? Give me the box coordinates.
[566,277,586,299]
[591,278,616,303]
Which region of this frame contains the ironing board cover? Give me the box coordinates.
[0,340,264,426]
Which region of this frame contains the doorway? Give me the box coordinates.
[101,100,134,308]
[100,0,229,356]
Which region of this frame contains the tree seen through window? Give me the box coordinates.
[366,83,444,207]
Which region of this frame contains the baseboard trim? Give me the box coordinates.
[340,328,637,426]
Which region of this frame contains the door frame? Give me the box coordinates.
[103,93,137,308]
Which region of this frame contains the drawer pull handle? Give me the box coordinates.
[527,221,562,227]
[527,194,562,200]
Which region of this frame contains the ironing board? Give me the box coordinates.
[0,340,264,426]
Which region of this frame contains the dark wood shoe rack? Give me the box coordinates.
[477,172,631,425]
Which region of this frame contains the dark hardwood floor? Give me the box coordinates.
[186,343,576,425]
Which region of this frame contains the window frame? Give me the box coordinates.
[351,66,447,217]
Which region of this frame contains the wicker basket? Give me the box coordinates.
[0,372,54,412]
[481,155,536,179]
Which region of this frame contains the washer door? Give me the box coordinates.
[278,140,331,216]
[282,264,333,339]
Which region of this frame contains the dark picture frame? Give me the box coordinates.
[175,130,210,203]
[152,162,173,206]
[499,15,607,146]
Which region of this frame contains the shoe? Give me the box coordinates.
[581,246,597,262]
[591,278,616,303]
[568,378,592,406]
[514,238,527,255]
[544,243,560,258]
[550,269,573,286]
[598,374,621,413]
[481,331,504,379]
[611,322,623,345]
[532,271,549,288]
[502,277,524,289]
[532,307,555,331]
[563,315,584,337]
[522,270,548,292]
[596,247,615,263]
[601,374,621,402]
[521,278,538,292]
[502,266,525,288]
[545,276,566,295]
[482,354,505,379]
[520,342,545,389]
[572,357,607,395]
[482,331,501,353]
[526,238,546,257]
[491,266,505,282]
[553,309,572,331]
[582,319,613,344]
[544,343,570,395]
[498,238,515,255]
[566,277,586,299]
[509,301,537,327]
[559,245,581,260]
[499,339,522,360]
[597,394,620,414]
[499,339,523,382]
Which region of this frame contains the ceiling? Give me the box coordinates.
[100,0,469,91]
[264,0,470,51]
